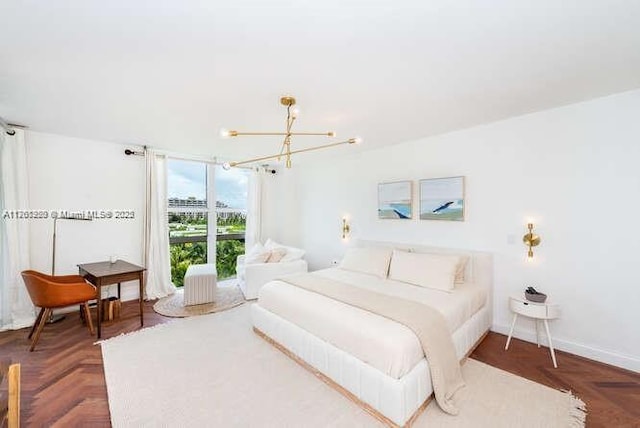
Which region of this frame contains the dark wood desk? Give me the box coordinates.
[78,260,145,339]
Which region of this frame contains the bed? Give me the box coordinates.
[251,241,493,427]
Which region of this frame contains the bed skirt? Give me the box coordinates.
[252,303,490,426]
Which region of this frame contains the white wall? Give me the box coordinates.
[278,89,640,372]
[261,167,300,247]
[26,132,145,302]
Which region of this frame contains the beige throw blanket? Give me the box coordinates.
[280,272,465,415]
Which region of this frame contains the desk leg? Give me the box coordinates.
[138,271,144,327]
[505,313,518,350]
[543,319,558,368]
[535,320,540,348]
[96,279,102,339]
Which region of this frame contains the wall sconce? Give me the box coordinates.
[522,223,541,258]
[341,217,351,240]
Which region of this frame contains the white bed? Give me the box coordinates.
[252,241,493,427]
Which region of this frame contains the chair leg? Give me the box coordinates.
[30,308,51,352]
[83,302,95,336]
[28,308,45,339]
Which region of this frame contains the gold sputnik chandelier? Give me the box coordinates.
[220,96,361,169]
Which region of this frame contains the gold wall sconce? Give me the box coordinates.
[342,217,351,240]
[522,223,541,258]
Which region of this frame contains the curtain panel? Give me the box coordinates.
[244,168,264,251]
[144,149,176,300]
[0,129,35,330]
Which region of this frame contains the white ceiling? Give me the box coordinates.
[1,0,640,164]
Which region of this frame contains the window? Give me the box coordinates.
[167,160,248,286]
[214,165,248,280]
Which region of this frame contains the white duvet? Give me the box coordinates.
[257,268,487,379]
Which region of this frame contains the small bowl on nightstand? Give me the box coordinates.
[525,291,547,303]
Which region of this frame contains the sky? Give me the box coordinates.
[167,159,249,209]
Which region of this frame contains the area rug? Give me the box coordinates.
[152,285,244,317]
[101,304,586,427]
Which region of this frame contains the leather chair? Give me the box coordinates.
[21,270,97,351]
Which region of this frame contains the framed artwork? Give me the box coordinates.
[378,181,412,219]
[420,176,465,221]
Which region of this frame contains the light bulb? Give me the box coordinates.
[353,136,363,144]
[222,162,232,170]
[290,107,300,119]
[220,129,238,138]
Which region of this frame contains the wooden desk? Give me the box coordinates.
[78,260,145,339]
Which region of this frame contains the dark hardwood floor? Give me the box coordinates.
[1,300,638,427]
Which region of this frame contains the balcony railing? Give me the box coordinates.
[169,233,245,245]
[169,233,245,286]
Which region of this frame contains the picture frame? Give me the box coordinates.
[419,176,465,221]
[378,181,413,219]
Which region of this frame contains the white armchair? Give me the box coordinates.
[236,254,308,300]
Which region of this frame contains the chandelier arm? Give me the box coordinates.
[230,138,356,167]
[288,132,334,136]
[230,132,290,136]
[230,131,334,136]
[232,131,334,137]
[280,104,296,159]
[278,135,288,157]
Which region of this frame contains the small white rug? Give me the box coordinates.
[100,304,586,427]
[152,286,245,318]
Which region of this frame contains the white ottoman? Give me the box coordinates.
[184,264,217,306]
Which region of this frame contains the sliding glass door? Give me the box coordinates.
[167,159,248,286]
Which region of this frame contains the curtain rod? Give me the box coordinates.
[0,117,16,135]
[123,146,254,169]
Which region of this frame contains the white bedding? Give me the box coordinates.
[257,267,488,379]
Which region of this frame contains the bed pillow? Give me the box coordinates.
[339,247,393,278]
[454,255,470,284]
[264,239,306,262]
[245,243,271,264]
[388,250,460,292]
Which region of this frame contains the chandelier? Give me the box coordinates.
[220,96,361,169]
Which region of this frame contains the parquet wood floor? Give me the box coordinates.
[1,299,638,427]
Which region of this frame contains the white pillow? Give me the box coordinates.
[388,250,460,292]
[339,247,393,279]
[245,243,271,264]
[454,255,469,284]
[264,239,306,262]
[266,247,287,263]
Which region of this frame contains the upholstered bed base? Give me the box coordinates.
[252,303,491,427]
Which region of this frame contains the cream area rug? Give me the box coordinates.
[152,285,245,317]
[101,304,586,427]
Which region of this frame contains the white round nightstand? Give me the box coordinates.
[504,295,561,368]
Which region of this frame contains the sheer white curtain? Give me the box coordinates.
[144,149,176,299]
[244,168,264,250]
[0,129,35,330]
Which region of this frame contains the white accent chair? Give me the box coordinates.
[236,255,308,300]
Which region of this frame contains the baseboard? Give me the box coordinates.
[492,323,640,373]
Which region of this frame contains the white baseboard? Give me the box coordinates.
[492,322,640,373]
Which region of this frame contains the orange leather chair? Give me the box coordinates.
[21,270,97,351]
